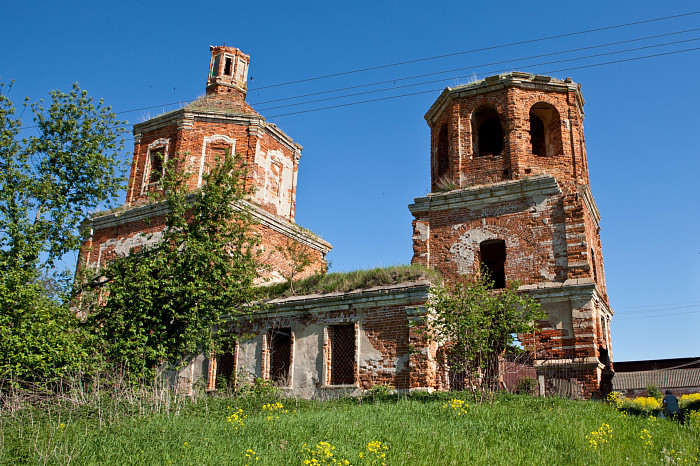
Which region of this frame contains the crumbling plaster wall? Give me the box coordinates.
[207,285,433,399]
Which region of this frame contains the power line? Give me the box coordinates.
[16,27,700,131]
[614,309,700,321]
[16,38,700,131]
[248,11,700,90]
[615,304,700,315]
[265,46,700,118]
[257,37,700,112]
[96,43,700,138]
[615,299,700,310]
[250,27,700,106]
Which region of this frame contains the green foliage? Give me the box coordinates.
[256,264,440,299]
[646,384,662,399]
[422,273,544,391]
[85,151,260,379]
[0,81,126,383]
[274,237,312,295]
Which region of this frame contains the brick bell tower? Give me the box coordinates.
[81,46,331,290]
[409,72,613,397]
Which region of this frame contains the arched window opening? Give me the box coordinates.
[529,114,546,156]
[435,124,449,184]
[472,107,503,157]
[479,239,506,289]
[529,103,562,157]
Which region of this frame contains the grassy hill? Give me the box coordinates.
[1,388,698,465]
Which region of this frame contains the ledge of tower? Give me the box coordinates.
[424,72,583,125]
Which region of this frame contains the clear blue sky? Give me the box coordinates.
[2,1,698,362]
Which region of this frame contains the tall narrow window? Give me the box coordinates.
[590,248,598,283]
[216,341,237,388]
[269,328,292,385]
[330,324,356,385]
[211,54,221,78]
[435,124,449,188]
[529,114,546,156]
[223,57,233,76]
[479,239,506,289]
[148,148,164,184]
[472,106,503,157]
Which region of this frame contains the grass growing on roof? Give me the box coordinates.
[256,264,441,300]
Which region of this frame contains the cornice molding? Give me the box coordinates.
[408,175,561,215]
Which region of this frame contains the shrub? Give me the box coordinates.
[646,384,662,400]
[680,393,700,412]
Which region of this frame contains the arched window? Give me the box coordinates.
[529,103,562,156]
[472,106,503,157]
[479,239,506,289]
[434,124,449,188]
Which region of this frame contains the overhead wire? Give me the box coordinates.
[256,37,700,112]
[265,46,700,117]
[15,17,700,130]
[248,11,700,90]
[103,43,700,142]
[251,27,700,106]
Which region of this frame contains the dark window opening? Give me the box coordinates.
[211,54,221,78]
[529,103,562,157]
[598,346,610,368]
[148,149,164,184]
[330,324,355,385]
[473,108,503,157]
[216,341,236,388]
[590,248,598,283]
[480,239,506,289]
[529,114,546,156]
[435,124,449,187]
[269,328,292,385]
[223,57,233,76]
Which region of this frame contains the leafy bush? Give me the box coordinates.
[680,393,700,412]
[646,384,662,400]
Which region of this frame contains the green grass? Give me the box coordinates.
[2,391,699,465]
[256,264,441,300]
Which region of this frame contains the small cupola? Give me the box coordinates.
[206,46,250,98]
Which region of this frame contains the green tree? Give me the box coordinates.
[424,272,545,395]
[0,82,126,382]
[86,151,261,379]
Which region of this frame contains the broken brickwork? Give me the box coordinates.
[82,46,615,399]
[79,46,330,284]
[411,73,613,397]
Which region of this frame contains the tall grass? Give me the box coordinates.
[2,386,699,465]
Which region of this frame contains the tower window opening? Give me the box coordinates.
[479,239,506,289]
[434,124,450,190]
[269,328,292,385]
[529,114,546,156]
[148,149,164,184]
[223,57,233,76]
[472,107,503,157]
[211,54,221,79]
[529,103,562,157]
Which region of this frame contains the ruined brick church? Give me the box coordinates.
[79,46,614,398]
